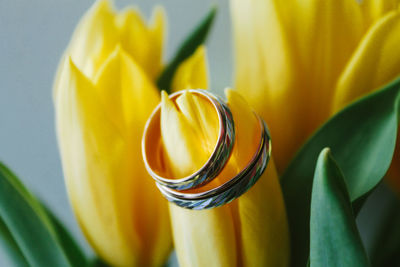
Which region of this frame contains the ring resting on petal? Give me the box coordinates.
[142,89,272,209]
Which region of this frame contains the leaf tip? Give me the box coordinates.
[203,5,217,31]
[320,147,332,161]
[209,5,218,18]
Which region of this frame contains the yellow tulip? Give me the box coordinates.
[54,0,208,266]
[160,89,289,267]
[231,0,400,175]
[171,46,209,93]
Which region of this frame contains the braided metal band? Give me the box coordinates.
[142,89,235,191]
[156,117,271,209]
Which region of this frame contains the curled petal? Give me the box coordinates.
[361,0,400,26]
[333,10,400,111]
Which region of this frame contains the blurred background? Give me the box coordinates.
[0,0,231,265]
[0,0,398,266]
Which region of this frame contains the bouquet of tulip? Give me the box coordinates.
[1,0,400,266]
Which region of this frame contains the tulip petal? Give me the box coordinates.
[55,57,170,266]
[55,57,137,266]
[175,90,218,149]
[231,0,363,172]
[94,46,160,132]
[333,10,400,111]
[226,90,289,267]
[55,1,172,265]
[117,6,165,80]
[231,0,302,173]
[161,89,289,266]
[67,0,119,79]
[160,92,237,266]
[66,0,164,82]
[157,8,216,93]
[160,91,218,178]
[237,161,290,267]
[287,0,363,147]
[171,46,209,92]
[361,0,400,26]
[293,0,363,92]
[169,204,238,267]
[93,47,171,266]
[225,89,259,167]
[53,54,68,105]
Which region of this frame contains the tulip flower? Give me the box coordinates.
[231,0,400,179]
[53,0,208,266]
[160,89,289,266]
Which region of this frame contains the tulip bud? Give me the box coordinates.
[160,89,290,266]
[54,1,172,266]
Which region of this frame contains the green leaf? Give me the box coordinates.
[156,7,217,93]
[0,218,28,267]
[0,162,71,267]
[41,204,88,267]
[310,148,369,267]
[370,194,400,267]
[281,77,400,267]
[0,162,87,266]
[90,258,110,267]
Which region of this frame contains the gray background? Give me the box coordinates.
[0,0,231,265]
[0,0,396,266]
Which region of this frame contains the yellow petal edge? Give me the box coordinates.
[161,89,289,267]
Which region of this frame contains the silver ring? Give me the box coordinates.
[157,116,271,209]
[142,89,235,191]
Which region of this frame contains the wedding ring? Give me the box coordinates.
[142,89,235,191]
[156,116,271,209]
